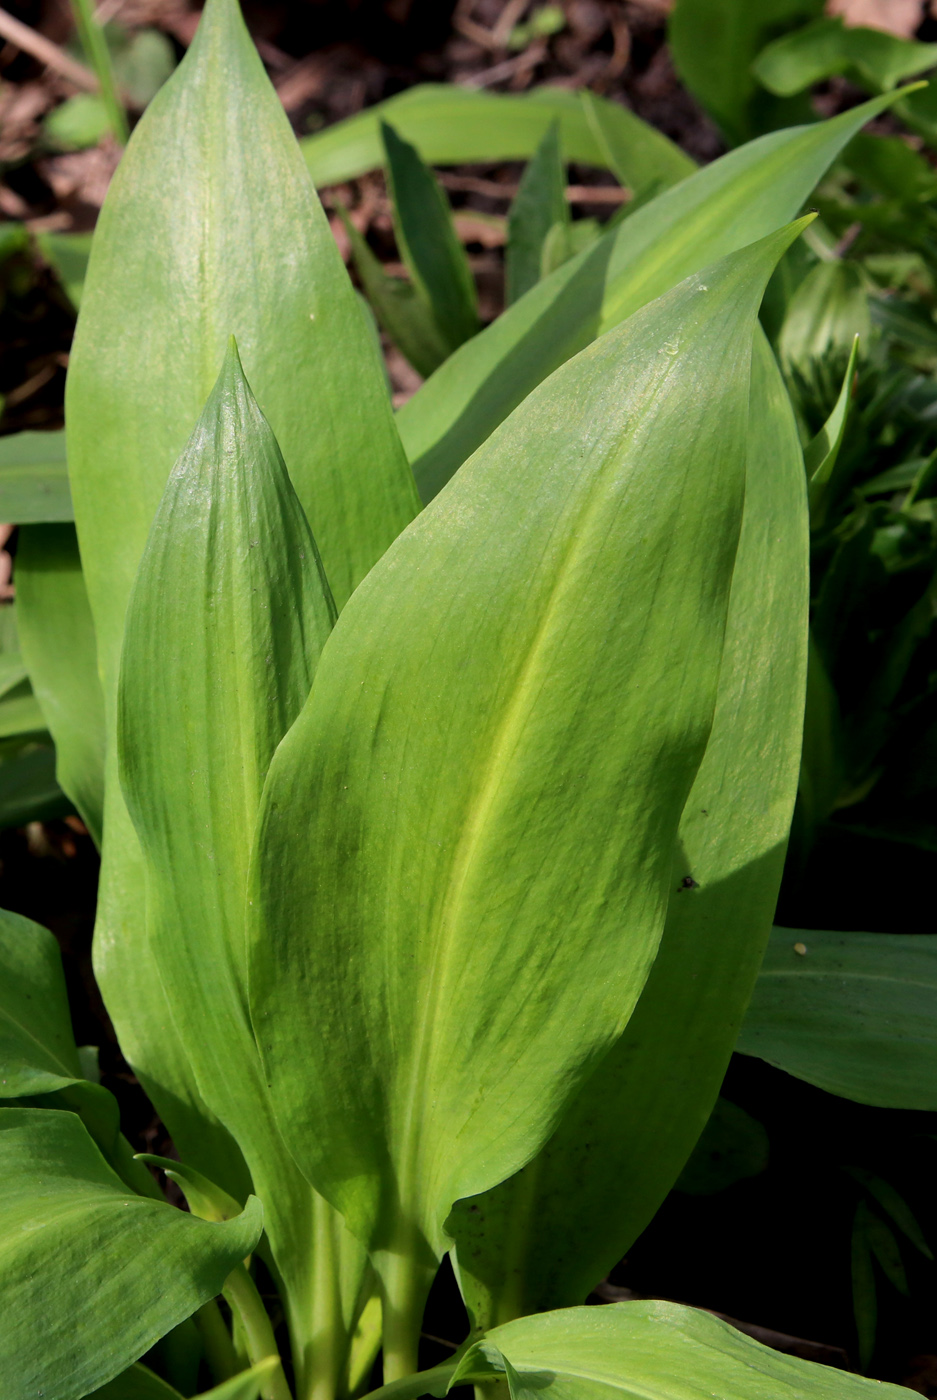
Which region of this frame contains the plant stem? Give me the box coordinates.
[68,0,129,143]
[378,1250,427,1384]
[195,1298,239,1383]
[224,1262,294,1400]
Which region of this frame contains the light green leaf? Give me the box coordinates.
[137,1155,244,1224]
[17,524,106,844]
[779,261,870,375]
[399,90,909,504]
[117,342,366,1392]
[382,121,478,353]
[251,225,805,1362]
[668,0,823,144]
[0,1107,263,1400]
[43,92,112,151]
[580,88,694,192]
[300,84,688,189]
[0,680,47,738]
[450,1300,908,1400]
[738,928,937,1108]
[754,18,937,97]
[200,1361,283,1400]
[340,206,450,378]
[36,229,94,309]
[506,121,569,306]
[66,0,413,1247]
[448,330,808,1326]
[0,429,72,523]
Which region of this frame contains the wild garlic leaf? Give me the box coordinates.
[505,121,569,306]
[251,224,808,1323]
[449,329,809,1325]
[451,1300,910,1400]
[738,928,937,1109]
[398,90,912,504]
[17,524,105,845]
[0,1108,263,1400]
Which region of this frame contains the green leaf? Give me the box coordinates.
[399,90,909,504]
[506,122,569,306]
[675,1097,769,1196]
[851,1207,878,1373]
[738,928,937,1108]
[779,261,870,375]
[0,905,82,1096]
[754,18,937,97]
[580,89,695,193]
[668,0,823,144]
[382,121,478,353]
[117,342,366,1393]
[448,330,808,1326]
[0,429,72,522]
[0,680,47,738]
[806,333,860,524]
[43,93,112,151]
[251,225,805,1364]
[66,0,413,1240]
[450,1300,908,1400]
[17,524,106,844]
[137,1155,244,1223]
[300,84,688,189]
[0,738,68,829]
[85,1362,184,1400]
[846,1168,933,1260]
[35,229,94,309]
[0,1107,263,1400]
[340,206,450,378]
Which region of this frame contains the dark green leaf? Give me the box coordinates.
[506,122,568,306]
[675,1098,769,1196]
[738,928,937,1108]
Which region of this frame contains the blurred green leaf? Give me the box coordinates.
[754,19,937,96]
[506,121,568,305]
[35,230,94,310]
[0,430,71,523]
[113,27,176,108]
[847,1167,934,1260]
[675,1098,769,1196]
[43,93,111,151]
[779,261,870,376]
[580,87,695,192]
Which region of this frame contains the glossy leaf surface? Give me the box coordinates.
[118,344,366,1390]
[0,1107,263,1400]
[382,122,478,352]
[449,330,808,1324]
[300,84,689,188]
[0,429,71,522]
[252,227,803,1292]
[452,1300,908,1400]
[398,92,907,503]
[17,524,105,844]
[505,122,568,305]
[738,928,937,1109]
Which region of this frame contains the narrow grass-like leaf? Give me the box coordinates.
[806,334,860,521]
[448,330,808,1325]
[738,928,937,1108]
[300,85,689,187]
[251,225,806,1372]
[17,524,105,844]
[382,121,478,352]
[506,122,568,305]
[0,1107,263,1400]
[0,430,71,522]
[399,91,909,503]
[118,342,366,1394]
[450,1301,908,1400]
[340,207,450,377]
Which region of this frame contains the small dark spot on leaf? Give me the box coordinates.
[678,875,699,891]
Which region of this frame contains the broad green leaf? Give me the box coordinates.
[448,331,808,1325]
[35,229,94,309]
[738,928,937,1108]
[17,524,105,844]
[579,89,694,193]
[668,0,823,144]
[340,207,450,378]
[251,226,805,1357]
[66,0,414,1258]
[0,652,27,697]
[118,343,367,1393]
[0,1107,263,1400]
[382,122,478,353]
[506,122,568,306]
[753,19,937,97]
[398,90,909,504]
[779,261,870,374]
[451,1300,908,1400]
[0,906,81,1096]
[0,429,72,522]
[300,84,688,189]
